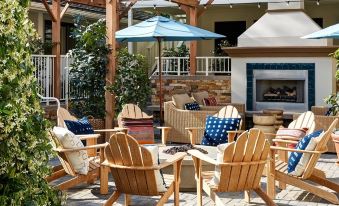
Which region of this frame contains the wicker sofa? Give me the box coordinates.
[292,106,339,153]
[163,101,245,143]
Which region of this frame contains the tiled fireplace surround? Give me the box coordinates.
[246,63,315,111]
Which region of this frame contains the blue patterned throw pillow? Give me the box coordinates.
[287,130,323,173]
[201,116,241,146]
[64,117,95,135]
[184,101,200,110]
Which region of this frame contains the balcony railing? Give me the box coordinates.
[152,56,231,76]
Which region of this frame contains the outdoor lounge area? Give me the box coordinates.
[2,0,339,205]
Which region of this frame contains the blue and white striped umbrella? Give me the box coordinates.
[302,23,339,39]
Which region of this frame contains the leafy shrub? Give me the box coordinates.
[107,48,151,114]
[68,17,109,119]
[0,0,62,205]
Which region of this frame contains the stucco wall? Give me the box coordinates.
[231,57,336,110]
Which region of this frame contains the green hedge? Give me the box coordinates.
[0,0,61,205]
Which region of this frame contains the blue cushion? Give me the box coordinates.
[287,130,323,173]
[184,102,200,110]
[201,116,241,146]
[64,117,94,135]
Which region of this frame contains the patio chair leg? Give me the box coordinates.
[244,190,250,203]
[254,188,277,206]
[104,191,121,206]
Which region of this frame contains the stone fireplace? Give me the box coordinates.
[225,1,337,112]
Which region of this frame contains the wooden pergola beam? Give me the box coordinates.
[166,0,198,7]
[68,0,106,8]
[119,0,137,20]
[198,0,214,17]
[60,3,70,19]
[41,0,57,22]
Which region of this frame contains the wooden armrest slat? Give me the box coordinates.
[54,143,108,152]
[270,146,326,154]
[188,150,217,165]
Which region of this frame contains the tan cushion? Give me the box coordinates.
[172,93,193,110]
[192,91,209,105]
[211,143,231,186]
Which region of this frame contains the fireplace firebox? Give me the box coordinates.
[247,63,315,112]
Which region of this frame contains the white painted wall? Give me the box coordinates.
[231,57,336,110]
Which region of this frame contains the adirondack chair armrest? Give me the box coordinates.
[158,152,186,169]
[76,134,101,140]
[270,146,326,154]
[185,127,205,131]
[156,127,172,145]
[94,127,128,133]
[188,149,218,165]
[54,143,108,153]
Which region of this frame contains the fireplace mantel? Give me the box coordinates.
[223,46,338,58]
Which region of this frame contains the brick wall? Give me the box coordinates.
[150,75,231,105]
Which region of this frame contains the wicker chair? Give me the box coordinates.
[163,101,245,144]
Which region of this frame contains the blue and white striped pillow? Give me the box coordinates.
[287,130,323,174]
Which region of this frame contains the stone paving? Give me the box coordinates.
[62,154,339,206]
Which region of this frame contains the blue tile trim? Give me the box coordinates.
[246,63,315,111]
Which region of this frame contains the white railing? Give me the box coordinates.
[31,54,71,104]
[152,56,231,76]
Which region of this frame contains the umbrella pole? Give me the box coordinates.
[157,38,163,126]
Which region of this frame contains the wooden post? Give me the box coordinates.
[189,7,198,75]
[105,0,118,136]
[52,0,61,98]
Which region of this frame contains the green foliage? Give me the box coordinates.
[107,48,151,114]
[68,17,109,119]
[0,0,62,205]
[332,48,339,80]
[324,94,339,116]
[163,44,189,57]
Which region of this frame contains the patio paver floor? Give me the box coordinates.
[62,154,339,206]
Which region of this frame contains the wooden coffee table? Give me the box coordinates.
[159,145,217,191]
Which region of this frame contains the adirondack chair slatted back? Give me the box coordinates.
[289,111,315,134]
[57,107,77,127]
[48,131,77,176]
[104,132,159,196]
[120,104,152,119]
[301,119,338,179]
[217,129,270,192]
[213,105,242,129]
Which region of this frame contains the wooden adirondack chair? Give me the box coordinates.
[188,128,276,206]
[267,119,339,204]
[102,132,186,206]
[46,131,109,194]
[57,107,126,155]
[185,105,243,145]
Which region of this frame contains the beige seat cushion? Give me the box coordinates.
[52,127,89,175]
[172,93,194,110]
[192,91,209,105]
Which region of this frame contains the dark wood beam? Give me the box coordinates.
[52,0,61,98]
[167,0,199,8]
[198,0,214,18]
[41,0,56,22]
[105,0,118,140]
[60,3,70,19]
[119,0,137,20]
[68,0,106,8]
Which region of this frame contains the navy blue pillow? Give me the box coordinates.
[184,102,200,110]
[64,117,94,135]
[287,130,323,173]
[201,116,241,146]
